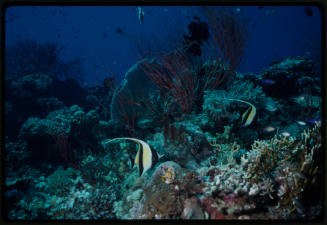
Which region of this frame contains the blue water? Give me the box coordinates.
[5,5,322,85]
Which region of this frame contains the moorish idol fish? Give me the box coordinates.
[240,101,256,127]
[102,138,163,176]
[217,98,256,127]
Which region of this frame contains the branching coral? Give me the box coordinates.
[244,135,296,182]
[273,122,322,214]
[208,137,241,166]
[240,122,322,217]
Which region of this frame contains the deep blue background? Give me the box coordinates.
[5,6,322,86]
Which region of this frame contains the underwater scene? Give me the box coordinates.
[4,5,323,220]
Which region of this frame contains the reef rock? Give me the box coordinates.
[259,56,317,98]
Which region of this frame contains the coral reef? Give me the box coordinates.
[5,73,88,141]
[5,59,322,220]
[4,9,323,220]
[16,105,110,170]
[258,56,319,98]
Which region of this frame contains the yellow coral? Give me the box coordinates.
[161,167,176,184]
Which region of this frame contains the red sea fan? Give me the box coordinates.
[200,6,248,90]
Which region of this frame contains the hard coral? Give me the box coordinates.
[245,134,296,182]
[273,122,322,215]
[181,196,204,219]
[46,166,77,196]
[115,161,207,219]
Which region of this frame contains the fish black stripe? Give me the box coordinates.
[139,143,143,176]
[150,145,158,166]
[242,106,251,124]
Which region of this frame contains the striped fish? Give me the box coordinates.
[102,138,163,176]
[221,98,256,127]
[241,103,256,127]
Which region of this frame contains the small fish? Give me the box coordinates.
[137,118,153,129]
[102,138,164,176]
[116,27,124,34]
[236,8,241,12]
[305,118,321,125]
[261,79,275,85]
[264,126,275,132]
[265,98,277,112]
[137,7,144,24]
[296,121,307,126]
[281,132,291,137]
[291,95,305,104]
[265,104,277,112]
